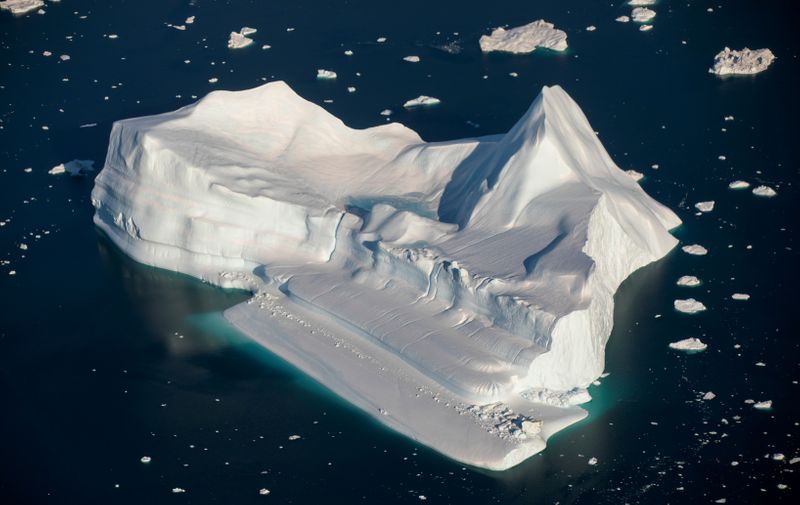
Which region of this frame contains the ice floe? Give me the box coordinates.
[752,185,776,197]
[731,293,750,301]
[631,8,656,23]
[228,29,255,49]
[0,0,43,15]
[728,180,750,190]
[682,244,708,256]
[676,275,700,287]
[403,95,440,108]
[694,201,714,213]
[316,69,337,79]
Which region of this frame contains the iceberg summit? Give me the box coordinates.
[91,81,680,470]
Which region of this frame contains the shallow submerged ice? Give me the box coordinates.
[91,81,680,470]
[479,20,568,54]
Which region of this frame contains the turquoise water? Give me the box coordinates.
[1,1,798,503]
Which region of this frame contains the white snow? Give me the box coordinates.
[91,81,680,471]
[669,338,707,352]
[0,0,43,15]
[228,30,254,49]
[752,185,776,197]
[317,69,337,79]
[728,180,750,190]
[625,170,644,182]
[479,20,568,54]
[709,47,776,76]
[694,201,714,213]
[403,95,440,108]
[631,8,656,23]
[731,293,750,301]
[682,244,708,256]
[48,159,95,176]
[676,275,700,287]
[674,299,706,314]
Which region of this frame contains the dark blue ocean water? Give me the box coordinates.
[1,1,798,503]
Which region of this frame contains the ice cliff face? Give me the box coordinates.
[92,81,680,468]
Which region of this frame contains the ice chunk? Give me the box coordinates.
[731,293,750,301]
[728,180,750,190]
[639,24,653,32]
[259,488,270,495]
[588,457,598,465]
[676,275,700,287]
[631,8,656,23]
[668,338,707,352]
[172,488,186,494]
[403,95,440,108]
[709,47,776,76]
[228,31,254,49]
[479,20,568,53]
[702,391,716,400]
[616,16,630,23]
[628,0,655,5]
[185,16,195,24]
[586,26,596,32]
[90,81,681,471]
[694,201,714,212]
[403,55,420,63]
[316,69,337,79]
[674,299,706,314]
[754,400,772,410]
[0,0,44,15]
[140,456,151,463]
[240,27,257,36]
[682,244,708,256]
[48,159,95,176]
[752,185,776,197]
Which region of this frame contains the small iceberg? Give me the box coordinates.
[0,0,43,15]
[479,20,567,54]
[403,95,440,108]
[728,180,750,190]
[682,244,708,256]
[668,338,708,352]
[631,7,656,23]
[709,47,775,76]
[674,299,707,314]
[694,201,714,213]
[676,275,700,287]
[316,69,337,79]
[228,30,254,49]
[752,185,777,197]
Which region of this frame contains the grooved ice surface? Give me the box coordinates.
[91,81,680,470]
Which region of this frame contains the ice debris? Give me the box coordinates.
[694,201,714,213]
[676,276,700,287]
[728,180,750,190]
[754,400,772,410]
[403,95,440,108]
[682,244,708,256]
[631,8,656,23]
[403,55,420,63]
[316,69,337,80]
[0,0,44,15]
[752,185,776,197]
[731,293,750,301]
[228,28,255,49]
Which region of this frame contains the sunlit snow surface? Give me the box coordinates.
[91,82,679,469]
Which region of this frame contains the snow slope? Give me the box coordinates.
[91,81,680,470]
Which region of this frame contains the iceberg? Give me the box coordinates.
[676,275,700,287]
[316,69,337,80]
[0,0,43,15]
[728,180,750,190]
[668,338,707,352]
[228,30,254,49]
[709,47,775,76]
[631,8,656,23]
[479,20,568,54]
[752,185,777,197]
[694,201,714,213]
[90,81,680,470]
[674,298,706,314]
[682,244,708,256]
[403,95,440,108]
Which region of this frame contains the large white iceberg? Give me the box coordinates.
[709,47,776,76]
[480,20,568,54]
[0,0,44,15]
[91,81,680,470]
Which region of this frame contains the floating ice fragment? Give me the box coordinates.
[171,24,186,31]
[754,400,772,410]
[694,201,714,212]
[140,456,151,463]
[639,24,653,32]
[682,244,708,256]
[728,180,750,190]
[403,55,420,63]
[347,86,356,93]
[316,69,337,79]
[480,20,568,53]
[669,338,707,352]
[172,488,186,494]
[586,26,596,32]
[288,435,301,440]
[631,8,656,23]
[376,36,387,43]
[710,47,775,76]
[790,457,800,465]
[628,0,655,5]
[676,276,700,287]
[48,159,94,176]
[185,16,195,24]
[674,299,706,314]
[403,95,440,108]
[344,49,353,56]
[59,54,70,61]
[240,27,257,36]
[752,185,776,197]
[208,77,218,83]
[731,293,750,301]
[379,109,392,116]
[616,16,630,23]
[259,488,270,495]
[702,392,716,400]
[588,457,598,465]
[773,453,785,461]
